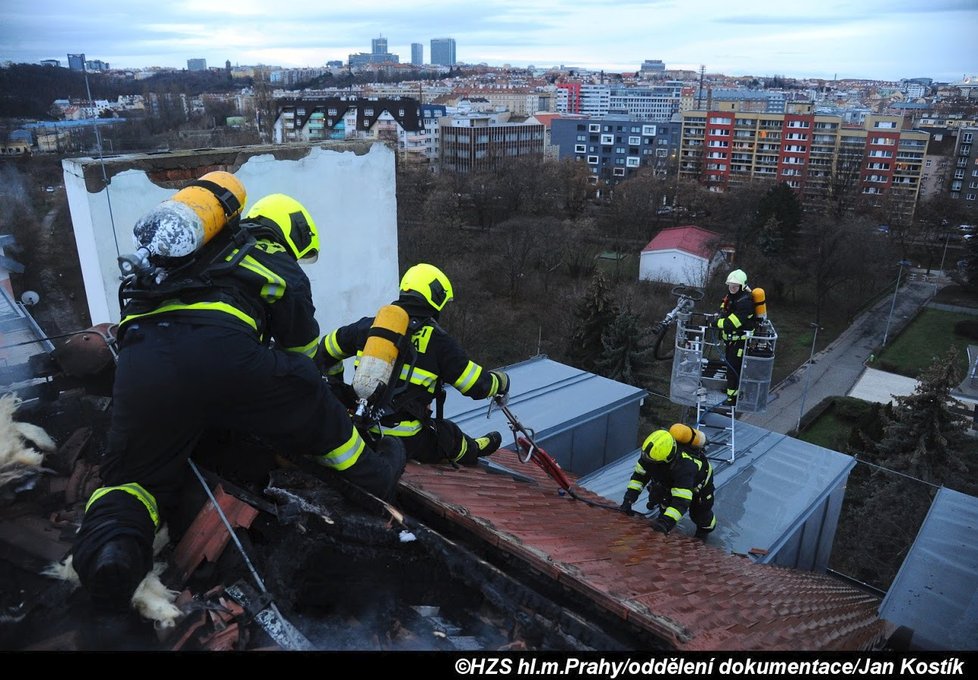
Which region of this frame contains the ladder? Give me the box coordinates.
[668,313,778,464]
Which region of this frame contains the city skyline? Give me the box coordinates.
[1,0,975,82]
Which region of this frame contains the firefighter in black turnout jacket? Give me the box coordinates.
[71,193,406,614]
[716,269,756,406]
[619,424,717,537]
[319,263,509,466]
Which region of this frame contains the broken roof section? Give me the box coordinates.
[880,486,978,650]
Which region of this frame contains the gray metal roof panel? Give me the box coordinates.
[880,486,978,651]
[443,355,647,448]
[578,417,856,559]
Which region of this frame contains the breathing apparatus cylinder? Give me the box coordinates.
[669,423,707,449]
[120,171,247,277]
[751,287,767,319]
[352,304,410,404]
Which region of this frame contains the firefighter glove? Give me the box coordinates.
[651,516,673,534]
[621,488,639,513]
[490,370,510,406]
[647,483,669,506]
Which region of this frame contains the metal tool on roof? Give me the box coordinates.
[487,396,620,512]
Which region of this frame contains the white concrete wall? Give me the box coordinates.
[638,249,710,287]
[62,143,399,344]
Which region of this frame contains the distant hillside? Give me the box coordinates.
[0,64,248,119]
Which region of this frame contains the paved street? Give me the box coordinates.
[740,276,941,434]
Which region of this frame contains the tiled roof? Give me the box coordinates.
[400,450,887,651]
[642,226,722,260]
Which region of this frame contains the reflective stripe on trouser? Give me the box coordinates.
[86,483,160,528]
[725,340,745,397]
[316,428,367,471]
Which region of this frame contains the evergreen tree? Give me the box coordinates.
[831,348,977,590]
[594,309,657,389]
[567,271,619,372]
[752,182,802,253]
[873,347,974,487]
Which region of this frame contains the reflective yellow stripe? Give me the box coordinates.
[122,300,258,331]
[285,336,319,359]
[86,483,160,528]
[672,488,693,501]
[633,462,645,475]
[372,420,423,437]
[399,364,438,391]
[453,361,481,394]
[727,313,742,328]
[627,480,644,492]
[236,253,285,303]
[326,362,344,377]
[452,437,468,462]
[323,331,346,361]
[317,429,366,471]
[664,506,682,522]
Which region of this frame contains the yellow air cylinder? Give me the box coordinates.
[132,171,246,259]
[752,287,767,318]
[352,304,410,403]
[669,423,706,449]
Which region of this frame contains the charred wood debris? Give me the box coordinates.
[0,350,653,652]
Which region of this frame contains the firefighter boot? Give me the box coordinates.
[475,431,502,457]
[88,536,146,614]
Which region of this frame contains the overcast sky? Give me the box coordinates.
[1,0,975,82]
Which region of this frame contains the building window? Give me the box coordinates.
[874,120,897,128]
[587,155,599,164]
[613,167,626,176]
[628,135,641,145]
[588,123,600,132]
[626,156,640,167]
[577,134,586,141]
[967,193,976,200]
[601,134,614,145]
[365,108,374,116]
[575,144,586,153]
[655,148,668,157]
[642,125,656,136]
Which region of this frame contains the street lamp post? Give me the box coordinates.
[882,260,912,349]
[938,231,951,276]
[796,322,821,433]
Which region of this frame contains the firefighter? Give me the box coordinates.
[619,425,717,538]
[715,269,755,406]
[319,263,509,466]
[71,193,406,615]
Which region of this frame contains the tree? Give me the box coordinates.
[567,272,619,372]
[752,182,802,254]
[594,308,657,389]
[490,217,545,301]
[872,347,975,487]
[799,215,894,325]
[831,349,977,589]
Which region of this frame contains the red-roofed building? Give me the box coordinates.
[639,225,727,287]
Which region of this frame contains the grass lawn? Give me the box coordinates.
[877,307,976,378]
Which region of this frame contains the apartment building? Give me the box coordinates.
[551,114,681,185]
[452,88,554,116]
[438,113,544,174]
[272,98,422,152]
[950,127,978,207]
[575,83,684,122]
[679,104,928,217]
